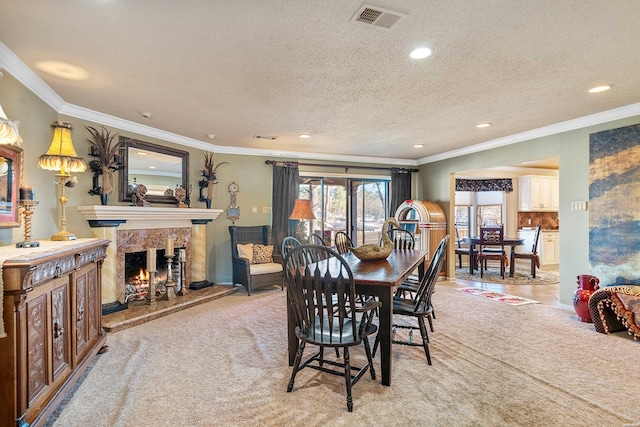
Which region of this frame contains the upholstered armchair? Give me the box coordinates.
[229,225,284,296]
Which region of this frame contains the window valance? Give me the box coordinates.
[455,178,513,192]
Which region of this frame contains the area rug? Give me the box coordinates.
[455,266,559,285]
[456,287,541,306]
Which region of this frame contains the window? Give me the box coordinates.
[455,191,505,236]
[299,176,390,245]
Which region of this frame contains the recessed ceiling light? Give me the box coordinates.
[409,47,432,59]
[589,85,611,93]
[35,60,89,80]
[476,123,491,128]
[299,134,311,139]
[148,166,156,169]
[207,134,216,140]
[413,144,424,148]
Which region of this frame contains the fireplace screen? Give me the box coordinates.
[124,249,183,303]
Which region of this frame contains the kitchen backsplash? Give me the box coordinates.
[518,211,559,230]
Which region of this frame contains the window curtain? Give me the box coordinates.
[390,169,412,217]
[455,178,513,192]
[272,163,299,255]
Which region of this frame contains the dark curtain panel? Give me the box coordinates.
[390,170,412,217]
[455,178,513,192]
[272,163,299,255]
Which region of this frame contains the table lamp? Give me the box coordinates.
[289,199,316,241]
[38,121,87,240]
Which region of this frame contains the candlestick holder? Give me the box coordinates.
[147,270,157,306]
[178,250,187,296]
[16,200,40,248]
[163,254,176,300]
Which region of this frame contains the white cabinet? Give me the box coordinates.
[518,175,559,211]
[539,231,559,265]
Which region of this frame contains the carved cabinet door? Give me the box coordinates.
[23,276,71,421]
[73,262,100,363]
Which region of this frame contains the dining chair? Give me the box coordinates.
[477,226,508,279]
[454,226,471,268]
[513,224,541,277]
[281,236,301,263]
[373,235,449,365]
[334,231,353,255]
[386,226,416,250]
[284,244,381,412]
[308,233,327,246]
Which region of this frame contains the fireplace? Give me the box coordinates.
[77,206,223,309]
[124,248,185,303]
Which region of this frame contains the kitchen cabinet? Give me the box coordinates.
[539,231,559,265]
[518,175,559,212]
[0,239,109,427]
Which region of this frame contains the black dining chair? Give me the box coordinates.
[373,235,449,365]
[334,231,353,255]
[284,244,380,412]
[308,233,327,246]
[513,224,541,277]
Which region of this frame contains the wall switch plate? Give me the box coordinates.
[571,201,589,211]
[262,206,272,214]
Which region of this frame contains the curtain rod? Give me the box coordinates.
[265,160,418,173]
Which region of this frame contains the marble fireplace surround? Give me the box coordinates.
[77,206,223,306]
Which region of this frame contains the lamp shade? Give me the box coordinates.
[38,121,87,173]
[0,103,22,145]
[289,199,316,220]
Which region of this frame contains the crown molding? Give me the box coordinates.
[0,42,66,111]
[418,102,640,165]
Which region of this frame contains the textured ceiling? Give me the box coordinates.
[1,1,640,164]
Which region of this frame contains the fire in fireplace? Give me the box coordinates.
[124,249,183,303]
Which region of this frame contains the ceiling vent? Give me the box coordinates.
[253,135,278,140]
[351,4,404,29]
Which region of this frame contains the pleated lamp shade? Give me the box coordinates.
[0,103,23,145]
[38,121,87,173]
[289,199,316,220]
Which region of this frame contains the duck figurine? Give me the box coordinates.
[349,217,400,261]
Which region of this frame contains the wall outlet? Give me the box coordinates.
[262,206,272,214]
[252,206,257,213]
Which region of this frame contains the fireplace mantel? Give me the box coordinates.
[76,205,224,305]
[77,205,223,225]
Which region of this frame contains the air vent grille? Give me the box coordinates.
[351,4,404,29]
[253,135,278,140]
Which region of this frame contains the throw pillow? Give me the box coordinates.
[237,243,255,262]
[253,244,274,264]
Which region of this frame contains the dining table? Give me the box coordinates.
[286,248,427,387]
[463,236,525,276]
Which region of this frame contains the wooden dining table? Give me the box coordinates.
[286,248,427,387]
[463,236,525,276]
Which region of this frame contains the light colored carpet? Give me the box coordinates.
[49,282,639,427]
[455,266,559,285]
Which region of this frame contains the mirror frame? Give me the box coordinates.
[0,144,23,228]
[119,137,189,205]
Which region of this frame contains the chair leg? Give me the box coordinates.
[363,337,376,380]
[343,347,353,412]
[418,317,432,365]
[427,315,434,332]
[531,259,536,278]
[287,340,306,392]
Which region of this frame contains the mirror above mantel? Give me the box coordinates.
[119,137,189,204]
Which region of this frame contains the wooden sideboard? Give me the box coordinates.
[0,239,109,427]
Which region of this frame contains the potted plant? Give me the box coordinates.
[85,126,122,205]
[199,151,229,208]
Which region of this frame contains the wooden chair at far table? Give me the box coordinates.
[477,226,508,279]
[513,224,541,278]
[454,226,471,269]
[284,244,381,412]
[373,235,449,365]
